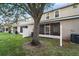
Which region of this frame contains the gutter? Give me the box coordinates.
[40,14,79,23]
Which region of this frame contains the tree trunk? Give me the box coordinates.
[15,22,18,34]
[31,21,40,46]
[8,27,11,33]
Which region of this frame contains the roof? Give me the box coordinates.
[40,14,79,24]
[44,3,75,14]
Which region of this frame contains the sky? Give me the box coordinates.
[53,3,69,9]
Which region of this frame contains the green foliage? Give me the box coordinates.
[0,3,28,25]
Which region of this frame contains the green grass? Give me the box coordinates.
[0,32,79,56]
[0,33,27,56]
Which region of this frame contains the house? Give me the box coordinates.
[4,3,79,41]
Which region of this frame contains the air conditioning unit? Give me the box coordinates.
[71,34,79,44]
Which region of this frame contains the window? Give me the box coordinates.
[73,4,78,8]
[55,10,59,17]
[50,23,60,36]
[46,13,49,19]
[39,24,44,34]
[39,23,60,36]
[6,28,8,31]
[20,26,28,33]
[46,16,49,19]
[44,24,50,35]
[20,27,23,33]
[23,26,28,28]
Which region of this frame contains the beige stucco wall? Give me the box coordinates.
[22,24,34,37]
[59,4,79,17]
[41,14,45,21]
[17,24,34,36]
[17,26,21,34]
[60,19,79,40]
[41,4,79,21]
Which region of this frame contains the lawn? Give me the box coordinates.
[0,32,79,56]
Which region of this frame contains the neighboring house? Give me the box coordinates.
[4,3,79,40]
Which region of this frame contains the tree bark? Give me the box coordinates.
[8,27,11,33]
[31,20,40,46]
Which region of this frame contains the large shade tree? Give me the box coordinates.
[16,3,54,46]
